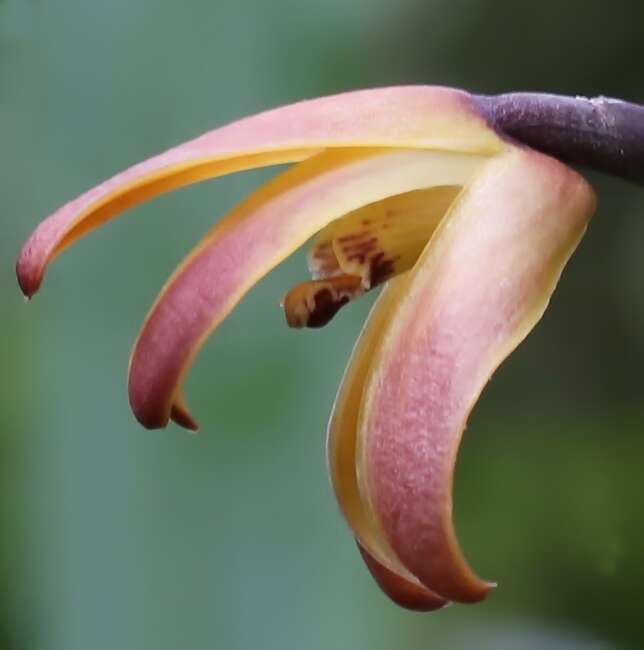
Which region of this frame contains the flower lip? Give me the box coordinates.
[282,276,363,328]
[283,186,460,328]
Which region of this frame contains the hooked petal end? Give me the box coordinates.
[170,394,200,432]
[16,239,45,298]
[128,374,172,431]
[356,541,448,612]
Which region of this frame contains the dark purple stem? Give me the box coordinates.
[476,93,644,185]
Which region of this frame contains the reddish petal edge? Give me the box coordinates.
[358,148,596,602]
[357,541,447,611]
[17,85,501,298]
[128,148,485,429]
[169,394,199,432]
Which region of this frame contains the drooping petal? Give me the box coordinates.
[17,86,502,298]
[327,275,447,609]
[357,148,596,602]
[128,148,487,430]
[357,541,446,611]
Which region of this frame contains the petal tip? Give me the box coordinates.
[128,386,170,431]
[132,411,170,431]
[459,580,496,604]
[16,244,43,299]
[356,541,449,612]
[128,395,199,432]
[170,401,200,432]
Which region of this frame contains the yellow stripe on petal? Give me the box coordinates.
[357,148,596,602]
[17,86,502,298]
[328,276,448,606]
[128,148,487,430]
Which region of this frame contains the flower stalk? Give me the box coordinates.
[477,92,644,184]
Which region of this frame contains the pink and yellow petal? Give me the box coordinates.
[129,148,486,429]
[17,86,502,298]
[356,148,596,602]
[328,276,447,608]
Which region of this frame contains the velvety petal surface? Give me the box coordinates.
[17,86,501,298]
[129,149,487,429]
[328,276,447,608]
[356,148,596,602]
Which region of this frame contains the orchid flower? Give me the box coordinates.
[17,86,644,610]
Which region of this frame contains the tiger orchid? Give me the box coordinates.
[17,86,644,610]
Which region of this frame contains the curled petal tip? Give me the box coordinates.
[129,346,199,431]
[131,403,199,433]
[171,400,200,433]
[356,541,448,612]
[16,245,42,299]
[128,382,170,430]
[132,410,170,431]
[170,392,199,432]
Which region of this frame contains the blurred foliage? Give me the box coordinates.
[1,0,643,648]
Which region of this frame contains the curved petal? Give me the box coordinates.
[17,86,502,297]
[357,541,446,611]
[328,276,447,608]
[357,148,596,602]
[128,148,487,429]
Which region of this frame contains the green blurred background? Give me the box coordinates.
[1,1,643,648]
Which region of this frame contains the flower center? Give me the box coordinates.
[282,186,460,327]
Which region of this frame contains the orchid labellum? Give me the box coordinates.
[17,86,644,610]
